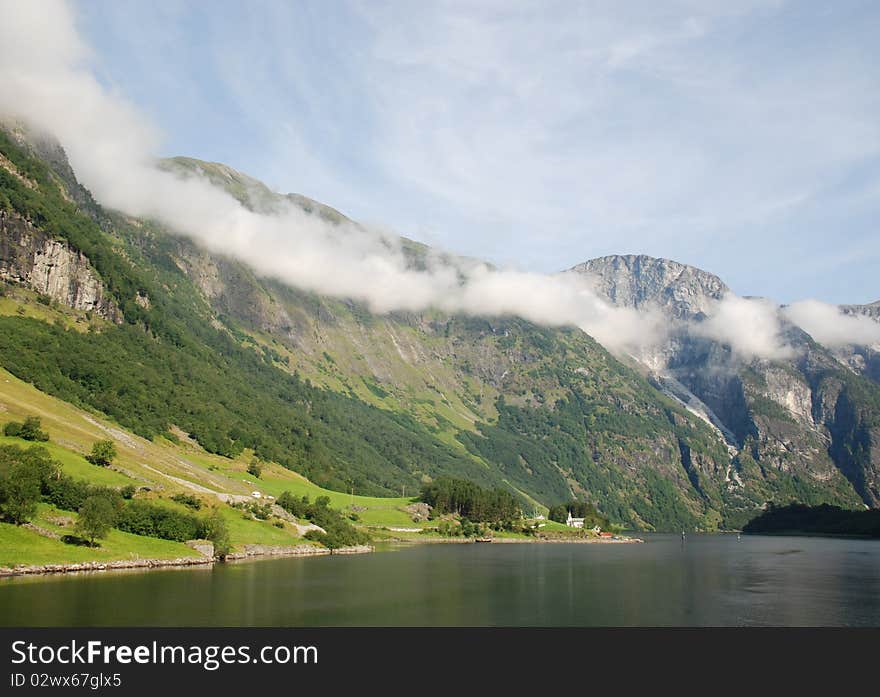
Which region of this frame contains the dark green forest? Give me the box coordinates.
[743,503,880,538]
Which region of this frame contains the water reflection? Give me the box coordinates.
[1,535,878,626]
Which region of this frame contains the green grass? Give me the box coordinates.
[206,455,425,528]
[0,504,197,567]
[536,520,571,532]
[0,364,426,565]
[216,505,307,548]
[0,435,136,487]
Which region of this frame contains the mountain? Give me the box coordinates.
[1,124,878,529]
[833,301,880,384]
[159,156,350,224]
[570,254,728,320]
[573,254,880,511]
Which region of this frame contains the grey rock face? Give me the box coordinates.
[841,300,880,321]
[827,301,880,384]
[569,254,729,319]
[573,252,877,510]
[0,210,121,322]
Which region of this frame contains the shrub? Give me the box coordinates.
[200,508,231,558]
[170,493,202,510]
[2,422,21,438]
[116,500,201,541]
[44,475,93,511]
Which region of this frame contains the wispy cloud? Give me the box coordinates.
[65,1,880,302]
[0,0,877,367]
[783,300,880,347]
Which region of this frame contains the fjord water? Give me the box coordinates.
[2,534,879,626]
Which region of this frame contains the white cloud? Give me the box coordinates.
[783,300,880,348]
[0,0,666,357]
[1,0,873,367]
[60,0,880,303]
[695,295,794,361]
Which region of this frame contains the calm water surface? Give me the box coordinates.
[2,534,879,626]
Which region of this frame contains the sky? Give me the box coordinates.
[28,1,880,304]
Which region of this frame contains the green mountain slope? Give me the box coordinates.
[0,125,869,530]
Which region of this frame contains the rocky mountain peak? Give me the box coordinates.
[569,254,729,320]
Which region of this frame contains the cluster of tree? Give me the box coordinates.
[433,518,488,538]
[276,491,371,549]
[0,444,57,523]
[419,477,521,525]
[547,500,609,529]
[0,443,229,552]
[2,415,49,442]
[743,503,880,538]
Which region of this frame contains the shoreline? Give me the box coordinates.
[0,544,374,579]
[379,534,644,545]
[744,531,880,541]
[0,534,647,579]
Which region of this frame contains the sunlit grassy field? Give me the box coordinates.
[0,365,429,566]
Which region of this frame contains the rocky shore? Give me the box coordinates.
[0,544,374,578]
[225,543,373,560]
[0,555,212,578]
[380,533,644,545]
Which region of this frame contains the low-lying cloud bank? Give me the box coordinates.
[696,296,796,361]
[783,300,880,348]
[0,0,876,365]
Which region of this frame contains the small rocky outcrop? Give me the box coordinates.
[185,539,215,558]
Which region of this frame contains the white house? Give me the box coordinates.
[566,511,585,528]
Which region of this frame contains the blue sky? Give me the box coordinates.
[73,0,879,303]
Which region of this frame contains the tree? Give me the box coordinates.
[0,461,41,524]
[75,495,117,546]
[86,440,117,467]
[0,444,57,524]
[19,416,49,442]
[201,508,231,559]
[247,458,262,479]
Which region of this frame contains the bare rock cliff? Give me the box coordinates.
[0,210,121,322]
